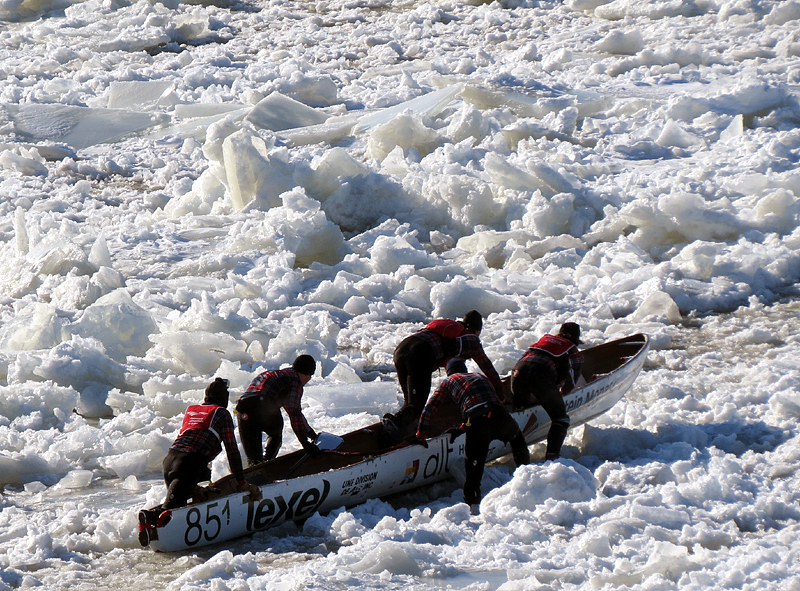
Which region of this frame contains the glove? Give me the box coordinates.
[192,485,221,503]
[404,434,428,448]
[445,426,464,443]
[308,430,318,443]
[238,481,262,502]
[302,440,322,456]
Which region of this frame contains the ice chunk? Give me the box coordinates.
[764,0,800,25]
[527,161,580,194]
[3,104,168,150]
[223,128,295,211]
[0,452,51,486]
[640,541,698,578]
[71,289,157,361]
[28,236,90,276]
[446,103,489,144]
[175,104,249,119]
[56,470,94,489]
[278,188,347,267]
[15,335,129,391]
[482,461,598,520]
[656,119,705,148]
[88,236,113,269]
[98,450,150,480]
[0,382,78,424]
[630,291,682,324]
[484,153,541,192]
[279,114,358,147]
[325,362,362,383]
[430,276,519,319]
[150,330,250,375]
[75,382,114,418]
[771,391,800,418]
[104,80,176,111]
[279,74,339,107]
[718,114,744,143]
[665,82,790,122]
[0,302,67,351]
[0,146,48,176]
[263,309,341,370]
[349,541,422,576]
[354,84,464,134]
[154,105,250,144]
[592,28,644,55]
[0,0,76,21]
[366,111,442,161]
[245,91,330,132]
[122,475,141,491]
[370,234,438,273]
[308,147,370,199]
[462,84,575,119]
[565,0,611,12]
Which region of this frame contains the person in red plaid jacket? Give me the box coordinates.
[408,360,530,506]
[235,355,319,465]
[510,322,584,461]
[385,310,503,440]
[138,378,260,544]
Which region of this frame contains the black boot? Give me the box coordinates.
[545,419,568,459]
[510,433,530,466]
[137,508,161,546]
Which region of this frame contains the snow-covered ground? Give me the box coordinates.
[1,0,800,588]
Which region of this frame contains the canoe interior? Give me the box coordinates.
[210,333,648,497]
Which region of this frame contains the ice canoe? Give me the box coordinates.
[140,333,649,552]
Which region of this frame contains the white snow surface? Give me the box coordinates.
[1,0,800,588]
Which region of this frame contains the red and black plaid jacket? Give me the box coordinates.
[170,405,245,484]
[417,373,501,438]
[518,335,584,393]
[413,329,503,395]
[240,368,314,440]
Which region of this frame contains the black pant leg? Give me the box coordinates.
[487,406,530,466]
[463,417,492,504]
[511,361,570,457]
[162,449,210,509]
[237,397,284,465]
[510,360,537,408]
[236,398,265,465]
[392,337,435,432]
[262,412,284,461]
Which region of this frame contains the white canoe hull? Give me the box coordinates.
[145,333,649,552]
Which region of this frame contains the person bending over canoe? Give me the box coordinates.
[235,354,320,465]
[385,310,503,439]
[138,378,261,544]
[510,322,584,461]
[408,359,530,505]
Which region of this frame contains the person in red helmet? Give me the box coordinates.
[138,378,260,545]
[235,354,320,465]
[510,322,584,460]
[385,310,504,441]
[407,359,530,506]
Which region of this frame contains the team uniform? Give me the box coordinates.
[511,333,584,459]
[416,372,529,505]
[138,378,260,547]
[236,368,316,465]
[391,318,503,434]
[162,403,246,509]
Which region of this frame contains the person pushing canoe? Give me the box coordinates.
[138,377,261,545]
[235,354,320,465]
[510,322,584,460]
[385,310,503,441]
[407,359,530,506]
